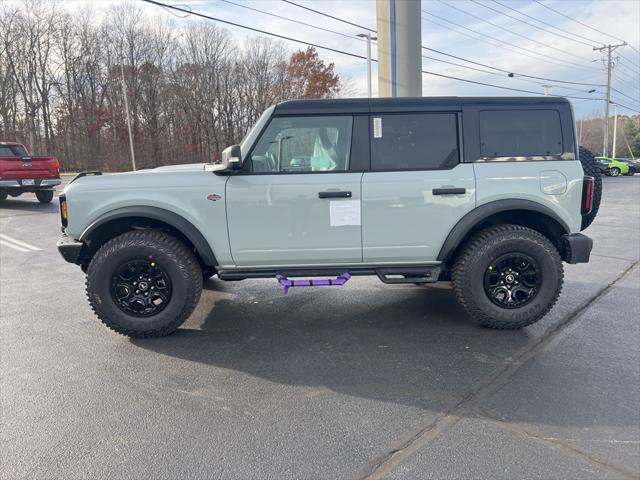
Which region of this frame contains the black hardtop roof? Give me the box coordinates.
[274,96,570,114]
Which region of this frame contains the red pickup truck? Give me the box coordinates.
[0,142,61,203]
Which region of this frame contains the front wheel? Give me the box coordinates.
[610,167,621,177]
[0,192,7,201]
[452,225,563,329]
[86,230,203,338]
[35,190,54,203]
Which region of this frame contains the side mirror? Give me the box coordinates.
[221,144,242,171]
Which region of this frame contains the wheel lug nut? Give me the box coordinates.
[135,290,139,294]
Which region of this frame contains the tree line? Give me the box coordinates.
[578,115,640,159]
[0,2,344,171]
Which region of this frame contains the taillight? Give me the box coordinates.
[59,194,68,227]
[581,176,594,215]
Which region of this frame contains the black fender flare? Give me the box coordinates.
[80,206,217,266]
[437,199,571,261]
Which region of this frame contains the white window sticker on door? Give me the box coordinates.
[330,200,361,226]
[373,117,382,138]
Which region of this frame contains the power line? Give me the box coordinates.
[422,46,604,87]
[140,0,368,61]
[609,60,639,84]
[437,0,599,67]
[422,10,600,73]
[281,0,376,33]
[453,1,638,75]
[423,17,609,85]
[616,56,640,76]
[490,0,602,47]
[533,0,640,55]
[611,88,640,107]
[283,0,631,91]
[420,68,604,100]
[613,73,640,92]
[475,0,594,48]
[142,0,637,112]
[218,0,365,42]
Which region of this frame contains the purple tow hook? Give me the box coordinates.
[276,272,351,294]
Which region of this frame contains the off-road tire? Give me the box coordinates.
[86,230,202,338]
[35,190,54,203]
[452,224,563,330]
[578,146,602,231]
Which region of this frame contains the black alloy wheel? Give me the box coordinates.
[483,253,541,309]
[110,259,172,317]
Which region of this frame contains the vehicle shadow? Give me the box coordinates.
[133,282,540,415]
[0,198,59,214]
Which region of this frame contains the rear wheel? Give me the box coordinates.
[86,230,203,338]
[35,190,54,203]
[452,225,563,329]
[0,192,7,201]
[610,167,620,177]
[578,146,602,230]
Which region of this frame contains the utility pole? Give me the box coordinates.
[120,62,137,171]
[541,84,551,96]
[357,33,377,98]
[376,0,422,97]
[593,42,626,157]
[579,119,583,145]
[611,103,618,158]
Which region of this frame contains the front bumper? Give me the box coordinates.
[562,233,593,264]
[57,234,84,265]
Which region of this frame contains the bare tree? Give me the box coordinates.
[0,3,349,171]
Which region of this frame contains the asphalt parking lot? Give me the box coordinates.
[1,175,639,480]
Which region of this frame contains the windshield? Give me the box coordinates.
[0,145,27,157]
[240,105,275,160]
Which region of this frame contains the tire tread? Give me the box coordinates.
[85,230,202,338]
[452,224,563,329]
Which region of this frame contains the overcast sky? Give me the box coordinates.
[63,0,640,118]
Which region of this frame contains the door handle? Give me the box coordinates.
[318,191,352,199]
[432,187,466,195]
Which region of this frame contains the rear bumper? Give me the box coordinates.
[562,233,593,264]
[0,179,61,189]
[57,234,84,265]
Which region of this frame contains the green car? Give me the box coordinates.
[595,157,630,176]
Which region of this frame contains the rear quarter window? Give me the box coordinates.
[479,110,563,158]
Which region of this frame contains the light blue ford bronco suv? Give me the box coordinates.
[57,97,599,338]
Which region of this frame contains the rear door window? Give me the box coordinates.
[370,113,459,170]
[479,110,563,158]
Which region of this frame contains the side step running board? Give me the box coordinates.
[276,272,351,294]
[375,266,441,284]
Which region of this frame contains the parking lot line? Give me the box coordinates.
[0,239,30,253]
[0,234,42,251]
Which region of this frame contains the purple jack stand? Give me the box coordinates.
[276,272,351,294]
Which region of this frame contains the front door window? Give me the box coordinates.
[249,116,353,173]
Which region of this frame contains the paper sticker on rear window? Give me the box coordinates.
[373,117,382,138]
